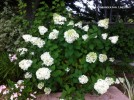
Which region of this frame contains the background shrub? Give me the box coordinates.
[0,2,24,52]
[107,23,134,63]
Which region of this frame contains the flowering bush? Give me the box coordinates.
[106,23,134,64]
[0,2,24,51]
[16,13,119,99]
[0,80,36,100]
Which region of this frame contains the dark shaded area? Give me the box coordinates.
[0,52,24,84]
[65,0,134,22]
[0,0,133,22]
[0,0,18,10]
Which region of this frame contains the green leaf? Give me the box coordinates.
[68,58,74,64]
[79,57,85,64]
[89,44,94,50]
[52,70,63,77]
[88,34,97,39]
[50,65,56,71]
[92,25,98,31]
[65,85,70,93]
[89,29,94,33]
[53,52,59,58]
[95,39,104,49]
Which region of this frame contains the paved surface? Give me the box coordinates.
[36,86,129,100]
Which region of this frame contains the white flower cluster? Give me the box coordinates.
[22,34,32,42]
[38,26,48,35]
[94,77,118,94]
[24,72,32,79]
[82,34,89,41]
[36,67,51,80]
[37,82,51,95]
[99,54,107,63]
[115,77,125,84]
[65,67,70,72]
[105,77,115,85]
[30,52,34,55]
[17,80,24,85]
[101,33,119,44]
[53,13,67,25]
[49,29,59,40]
[94,79,109,94]
[22,34,45,48]
[101,33,108,40]
[40,52,54,66]
[67,21,74,26]
[86,52,97,63]
[86,52,109,63]
[19,59,32,70]
[37,82,44,89]
[44,87,51,95]
[74,21,89,31]
[78,75,88,84]
[17,48,28,55]
[109,57,115,62]
[59,99,65,100]
[108,36,119,44]
[75,21,82,28]
[98,18,109,29]
[82,25,89,32]
[64,29,79,43]
[30,37,45,48]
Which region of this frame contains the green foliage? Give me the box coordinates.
[0,2,24,51]
[18,0,27,16]
[107,23,134,63]
[61,85,85,100]
[0,52,23,84]
[52,0,67,14]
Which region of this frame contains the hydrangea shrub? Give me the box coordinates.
[16,13,119,99]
